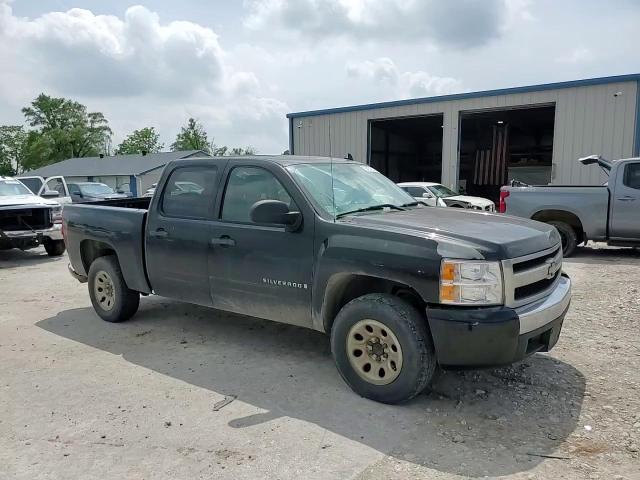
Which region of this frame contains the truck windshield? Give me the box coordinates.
[429,184,458,198]
[79,183,114,195]
[0,179,33,196]
[287,163,416,218]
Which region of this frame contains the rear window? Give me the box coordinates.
[623,163,640,190]
[161,167,218,219]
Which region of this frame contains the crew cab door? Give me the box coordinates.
[208,162,314,327]
[610,160,640,241]
[145,165,222,306]
[41,176,72,204]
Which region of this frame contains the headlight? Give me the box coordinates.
[50,206,63,224]
[439,259,503,305]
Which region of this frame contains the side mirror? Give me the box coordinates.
[41,189,60,199]
[250,200,302,231]
[422,192,433,198]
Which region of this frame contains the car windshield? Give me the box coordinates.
[287,163,417,217]
[79,183,114,195]
[428,184,458,198]
[0,179,33,196]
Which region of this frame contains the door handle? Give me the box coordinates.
[150,228,169,239]
[617,196,636,201]
[211,235,235,247]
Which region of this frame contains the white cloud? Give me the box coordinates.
[244,0,511,49]
[555,47,595,64]
[0,2,289,153]
[346,57,463,98]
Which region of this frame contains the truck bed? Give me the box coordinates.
[63,197,152,293]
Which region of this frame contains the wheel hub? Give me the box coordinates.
[346,319,403,386]
[94,270,115,311]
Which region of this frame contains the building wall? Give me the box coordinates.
[290,80,639,188]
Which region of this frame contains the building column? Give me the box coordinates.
[441,109,460,190]
[129,175,138,196]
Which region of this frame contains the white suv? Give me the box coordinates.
[398,182,495,212]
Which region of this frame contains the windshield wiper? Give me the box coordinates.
[400,201,420,207]
[336,204,405,218]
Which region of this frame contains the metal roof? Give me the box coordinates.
[24,150,209,177]
[287,73,640,118]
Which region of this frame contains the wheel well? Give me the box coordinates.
[531,209,585,244]
[80,240,116,273]
[323,274,425,333]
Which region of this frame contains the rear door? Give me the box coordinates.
[145,164,222,306]
[208,162,315,327]
[610,161,640,241]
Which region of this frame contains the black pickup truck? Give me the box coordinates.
[64,156,571,404]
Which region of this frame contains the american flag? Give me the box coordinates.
[473,124,509,186]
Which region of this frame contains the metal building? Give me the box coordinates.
[287,74,640,201]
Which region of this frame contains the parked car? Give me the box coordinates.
[64,156,570,404]
[142,183,157,197]
[398,182,495,211]
[17,175,72,204]
[499,155,640,256]
[0,176,65,255]
[67,182,129,203]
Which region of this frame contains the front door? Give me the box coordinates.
[145,165,221,306]
[208,164,314,327]
[610,161,640,241]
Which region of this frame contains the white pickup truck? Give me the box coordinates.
[499,155,640,256]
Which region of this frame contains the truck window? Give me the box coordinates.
[221,166,295,223]
[161,167,218,219]
[405,186,427,197]
[623,163,640,190]
[19,177,43,194]
[45,177,66,195]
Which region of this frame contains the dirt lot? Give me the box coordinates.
[1,244,639,480]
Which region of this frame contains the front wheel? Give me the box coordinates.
[44,239,66,256]
[88,255,140,323]
[548,220,577,257]
[330,293,436,404]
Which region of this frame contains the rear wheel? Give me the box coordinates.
[88,255,139,322]
[331,293,436,404]
[44,239,66,256]
[548,220,577,257]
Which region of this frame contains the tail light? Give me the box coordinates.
[498,189,509,213]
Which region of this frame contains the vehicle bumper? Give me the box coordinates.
[0,224,63,248]
[427,274,571,368]
[68,263,88,283]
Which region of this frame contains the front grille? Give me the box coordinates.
[502,244,563,308]
[515,269,561,300]
[0,207,52,231]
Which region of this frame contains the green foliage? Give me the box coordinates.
[171,118,211,153]
[20,93,111,169]
[0,125,27,175]
[115,127,163,155]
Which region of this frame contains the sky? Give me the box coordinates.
[0,0,639,154]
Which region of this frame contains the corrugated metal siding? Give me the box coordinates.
[291,81,638,188]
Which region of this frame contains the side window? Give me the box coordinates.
[45,178,66,195]
[623,163,640,190]
[221,167,294,223]
[19,178,43,194]
[161,167,218,219]
[68,184,81,195]
[406,186,428,197]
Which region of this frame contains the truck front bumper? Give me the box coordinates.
[427,274,571,368]
[0,224,63,248]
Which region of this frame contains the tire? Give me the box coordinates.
[548,220,577,257]
[44,239,66,256]
[330,293,436,404]
[88,255,140,323]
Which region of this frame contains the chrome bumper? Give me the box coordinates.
[515,274,571,334]
[0,224,63,241]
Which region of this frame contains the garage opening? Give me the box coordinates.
[458,105,555,202]
[369,114,443,183]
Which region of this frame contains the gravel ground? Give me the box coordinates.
[1,243,639,480]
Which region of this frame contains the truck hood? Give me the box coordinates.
[341,207,560,260]
[443,195,494,208]
[0,194,58,208]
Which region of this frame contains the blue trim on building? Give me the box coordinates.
[129,175,138,197]
[288,117,294,154]
[287,73,640,119]
[634,80,640,157]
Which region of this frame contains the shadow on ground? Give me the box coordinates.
[565,245,640,265]
[38,298,585,477]
[0,247,63,268]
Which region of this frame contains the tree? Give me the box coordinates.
[171,118,211,153]
[21,93,111,169]
[0,126,27,175]
[115,127,163,155]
